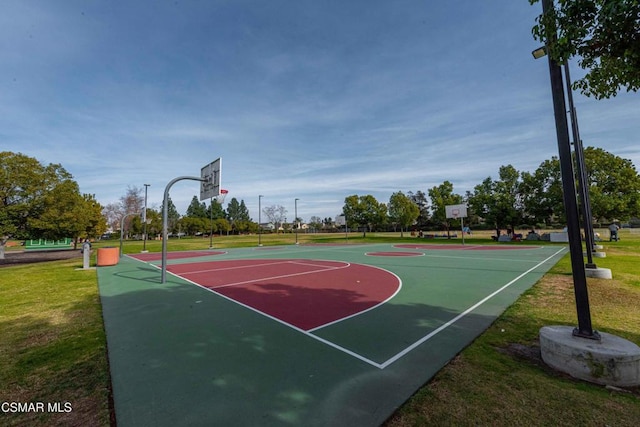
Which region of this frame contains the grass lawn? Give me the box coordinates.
[1,230,638,425]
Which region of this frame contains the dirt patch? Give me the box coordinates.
[0,250,83,267]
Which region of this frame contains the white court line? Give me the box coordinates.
[307,265,403,333]
[288,260,350,269]
[166,264,384,368]
[176,260,304,275]
[377,246,566,369]
[203,262,351,290]
[421,253,548,264]
[147,245,566,370]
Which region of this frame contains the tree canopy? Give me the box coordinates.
[388,191,420,237]
[0,151,106,254]
[530,0,640,99]
[342,195,387,237]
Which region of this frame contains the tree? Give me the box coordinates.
[227,198,252,234]
[388,191,420,237]
[520,158,564,226]
[309,216,323,232]
[467,166,526,234]
[428,181,463,237]
[1,151,73,238]
[102,202,122,232]
[342,195,387,237]
[493,165,525,230]
[179,217,207,236]
[584,147,640,222]
[0,151,103,258]
[262,205,288,233]
[27,180,107,246]
[166,197,181,234]
[530,0,640,99]
[121,185,144,215]
[186,196,208,218]
[208,200,226,220]
[407,190,431,229]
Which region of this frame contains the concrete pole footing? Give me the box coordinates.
[540,325,640,387]
[585,266,612,279]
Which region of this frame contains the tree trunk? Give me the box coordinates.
[0,237,7,260]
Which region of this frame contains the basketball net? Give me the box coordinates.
[214,189,228,205]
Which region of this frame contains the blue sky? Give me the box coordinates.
[2,0,638,222]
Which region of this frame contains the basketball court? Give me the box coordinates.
[97,242,566,426]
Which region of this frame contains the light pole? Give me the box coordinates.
[535,0,598,340]
[142,184,150,253]
[532,49,598,268]
[258,195,263,246]
[563,62,597,268]
[294,198,299,245]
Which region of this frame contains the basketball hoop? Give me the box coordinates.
[214,189,228,205]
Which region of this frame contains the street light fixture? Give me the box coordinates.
[531,46,547,59]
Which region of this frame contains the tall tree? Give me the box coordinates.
[28,180,106,246]
[584,147,640,221]
[493,165,524,230]
[120,185,144,215]
[520,157,564,226]
[208,200,226,220]
[407,190,431,229]
[1,152,79,258]
[342,195,387,237]
[428,181,463,237]
[166,197,180,233]
[226,198,251,233]
[262,205,288,232]
[0,151,73,239]
[467,167,524,234]
[388,191,420,237]
[186,196,208,218]
[530,0,640,99]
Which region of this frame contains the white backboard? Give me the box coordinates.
[445,203,468,219]
[200,157,221,201]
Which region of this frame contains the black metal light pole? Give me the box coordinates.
[540,0,598,339]
[563,63,597,268]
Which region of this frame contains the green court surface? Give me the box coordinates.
[97,243,566,426]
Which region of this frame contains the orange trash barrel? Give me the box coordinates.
[97,247,120,266]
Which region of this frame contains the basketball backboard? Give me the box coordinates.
[445,203,468,219]
[200,157,221,201]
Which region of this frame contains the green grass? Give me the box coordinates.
[1,230,638,426]
[0,259,111,427]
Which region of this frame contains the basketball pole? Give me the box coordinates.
[209,196,214,249]
[162,176,206,284]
